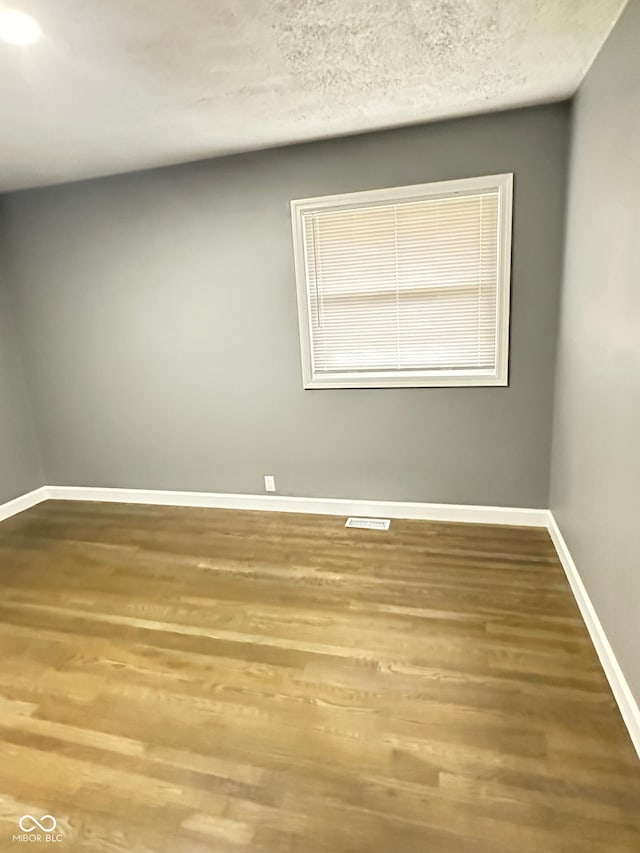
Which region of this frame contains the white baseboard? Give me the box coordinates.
[2,485,637,758]
[0,486,48,523]
[43,485,548,527]
[548,512,640,759]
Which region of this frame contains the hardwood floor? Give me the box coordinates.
[0,501,638,852]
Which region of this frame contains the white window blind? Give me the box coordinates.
[291,174,512,388]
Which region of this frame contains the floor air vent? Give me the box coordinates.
[345,517,391,531]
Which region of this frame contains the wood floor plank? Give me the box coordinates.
[0,500,638,851]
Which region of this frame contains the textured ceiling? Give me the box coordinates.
[0,0,628,191]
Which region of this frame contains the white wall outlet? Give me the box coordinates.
[264,475,276,493]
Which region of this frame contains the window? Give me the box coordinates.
[291,173,513,388]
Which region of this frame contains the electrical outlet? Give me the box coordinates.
[264,475,276,493]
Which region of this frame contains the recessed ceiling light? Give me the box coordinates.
[0,8,41,45]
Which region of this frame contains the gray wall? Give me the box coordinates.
[3,104,569,506]
[0,263,42,503]
[550,0,640,700]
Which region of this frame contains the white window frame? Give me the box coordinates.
[290,173,513,389]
